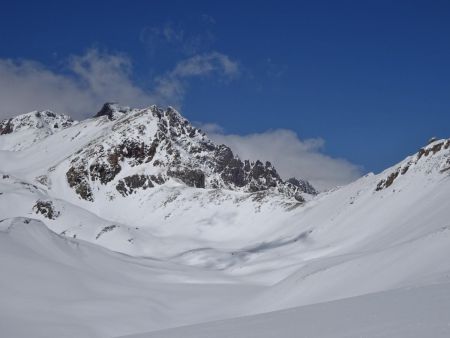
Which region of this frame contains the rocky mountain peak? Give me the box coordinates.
[94,102,131,120]
[65,103,316,202]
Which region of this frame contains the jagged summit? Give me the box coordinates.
[66,103,315,202]
[94,102,132,120]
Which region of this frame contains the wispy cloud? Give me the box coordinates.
[154,52,240,105]
[199,124,362,190]
[0,48,239,120]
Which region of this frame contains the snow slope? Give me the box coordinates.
[1,105,450,337]
[121,282,450,338]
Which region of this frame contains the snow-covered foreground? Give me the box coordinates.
[1,107,450,337]
[0,218,262,338]
[122,282,450,338]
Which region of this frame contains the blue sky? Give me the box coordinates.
[0,0,449,188]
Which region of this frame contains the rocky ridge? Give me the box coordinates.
[375,138,450,191]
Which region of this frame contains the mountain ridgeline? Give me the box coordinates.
[1,103,316,203]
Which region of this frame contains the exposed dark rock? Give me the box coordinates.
[417,141,445,160]
[116,181,127,196]
[96,225,117,240]
[168,167,205,188]
[427,142,444,156]
[243,160,251,172]
[146,139,159,162]
[250,160,266,180]
[33,200,60,219]
[61,120,74,128]
[384,171,400,188]
[95,102,129,120]
[200,141,215,152]
[114,140,154,165]
[417,148,425,160]
[401,165,410,175]
[150,174,165,185]
[90,162,121,185]
[293,192,305,203]
[287,177,317,195]
[119,141,147,160]
[116,175,154,196]
[376,169,400,191]
[88,140,159,188]
[0,118,13,135]
[214,145,234,172]
[66,166,94,201]
[221,158,246,187]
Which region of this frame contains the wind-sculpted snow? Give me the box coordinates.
[1,105,450,337]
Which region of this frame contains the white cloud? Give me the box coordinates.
[0,49,239,120]
[200,125,362,191]
[171,52,239,78]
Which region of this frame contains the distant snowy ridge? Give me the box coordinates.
[0,110,75,150]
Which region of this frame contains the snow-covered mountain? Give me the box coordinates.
[0,110,75,150]
[1,104,450,338]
